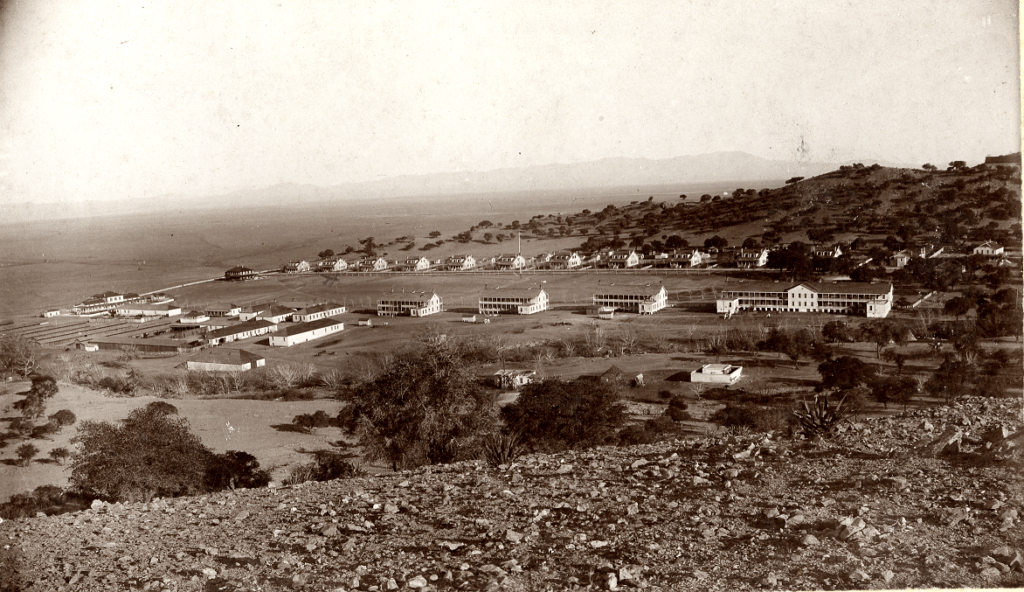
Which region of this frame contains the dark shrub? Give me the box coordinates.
[204,451,271,491]
[616,424,660,446]
[145,401,178,416]
[279,389,315,401]
[665,406,692,422]
[709,403,759,429]
[668,396,688,410]
[502,377,626,452]
[645,415,677,433]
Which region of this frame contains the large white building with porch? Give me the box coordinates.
[377,292,444,317]
[479,287,548,315]
[716,281,893,318]
[592,285,667,314]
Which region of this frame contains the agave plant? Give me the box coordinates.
[792,393,848,438]
[481,431,523,468]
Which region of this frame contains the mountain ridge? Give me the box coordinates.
[0,151,904,223]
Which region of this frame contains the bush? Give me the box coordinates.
[0,485,99,520]
[665,406,692,422]
[616,424,660,446]
[30,422,58,440]
[709,404,759,430]
[48,409,77,431]
[292,410,332,434]
[145,401,178,416]
[285,451,365,485]
[501,377,626,452]
[204,451,271,491]
[49,447,70,465]
[346,340,494,471]
[69,406,212,502]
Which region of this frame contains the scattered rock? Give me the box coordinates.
[407,575,428,588]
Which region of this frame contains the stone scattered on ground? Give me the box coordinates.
[1,396,1022,591]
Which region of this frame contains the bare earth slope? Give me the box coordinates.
[2,397,1022,592]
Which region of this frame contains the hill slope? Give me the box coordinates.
[3,396,1022,591]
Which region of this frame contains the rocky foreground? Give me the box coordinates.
[2,397,1023,592]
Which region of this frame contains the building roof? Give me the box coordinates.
[189,348,264,366]
[379,292,438,304]
[260,304,295,317]
[207,303,240,311]
[205,319,277,340]
[118,302,181,312]
[480,287,546,299]
[296,303,344,315]
[276,317,343,337]
[88,336,189,348]
[226,266,255,273]
[96,291,122,298]
[594,285,665,296]
[722,281,892,295]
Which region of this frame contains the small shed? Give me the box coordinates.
[357,318,373,327]
[600,365,627,385]
[462,315,477,323]
[691,364,743,385]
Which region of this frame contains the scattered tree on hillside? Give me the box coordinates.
[317,249,335,259]
[703,235,728,250]
[15,443,39,466]
[47,409,76,432]
[48,447,70,465]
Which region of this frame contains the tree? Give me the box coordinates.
[943,296,973,321]
[502,378,625,452]
[871,375,917,409]
[742,237,760,248]
[428,230,441,238]
[0,334,39,377]
[292,410,332,434]
[204,451,270,491]
[816,356,877,392]
[317,249,335,259]
[16,443,39,466]
[922,163,937,171]
[49,447,70,465]
[483,232,493,243]
[925,354,975,405]
[703,235,728,250]
[69,406,212,502]
[345,340,494,471]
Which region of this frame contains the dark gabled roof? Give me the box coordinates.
[296,303,344,315]
[276,317,343,337]
[260,305,295,317]
[189,348,264,366]
[205,319,276,340]
[226,266,255,274]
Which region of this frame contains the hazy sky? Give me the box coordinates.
[0,1,1019,204]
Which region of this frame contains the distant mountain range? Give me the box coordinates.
[2,151,904,222]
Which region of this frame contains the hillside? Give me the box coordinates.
[2,396,1021,592]
[464,160,1023,257]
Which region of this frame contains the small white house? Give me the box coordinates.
[206,304,241,318]
[736,249,769,268]
[606,250,639,268]
[445,254,476,271]
[493,369,536,389]
[495,253,527,270]
[549,251,583,269]
[357,318,373,327]
[179,310,211,324]
[462,315,477,323]
[691,364,743,385]
[269,318,344,347]
[359,257,389,272]
[973,241,1005,256]
[283,260,311,273]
